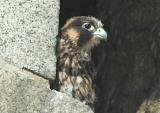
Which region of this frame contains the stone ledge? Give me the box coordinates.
[46,90,94,113]
[0,59,93,113]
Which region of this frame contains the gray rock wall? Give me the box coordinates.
[0,59,93,113]
[0,0,93,113]
[0,0,58,79]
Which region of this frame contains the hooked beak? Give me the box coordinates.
[93,28,107,40]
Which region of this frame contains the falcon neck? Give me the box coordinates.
[58,38,92,59]
[57,38,96,79]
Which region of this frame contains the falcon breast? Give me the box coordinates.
[56,16,107,109]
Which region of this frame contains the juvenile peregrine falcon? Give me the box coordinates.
[56,16,107,108]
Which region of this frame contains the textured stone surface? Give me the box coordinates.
[0,59,93,113]
[46,91,94,113]
[0,0,59,79]
[0,59,50,113]
[137,99,160,113]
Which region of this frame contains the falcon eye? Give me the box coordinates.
[84,23,91,29]
[82,23,95,31]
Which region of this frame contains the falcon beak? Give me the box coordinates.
[93,28,107,40]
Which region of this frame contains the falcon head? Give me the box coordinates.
[61,16,107,51]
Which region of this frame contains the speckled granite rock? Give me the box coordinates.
[45,90,93,113]
[0,59,93,113]
[137,99,160,113]
[0,0,59,80]
[0,58,49,113]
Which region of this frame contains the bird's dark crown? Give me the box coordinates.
[61,16,103,30]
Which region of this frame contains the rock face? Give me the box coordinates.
[0,0,93,113]
[0,59,93,113]
[0,0,58,80]
[0,59,50,113]
[46,90,93,113]
[95,0,160,113]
